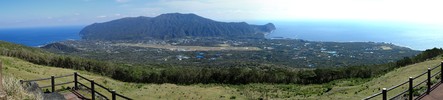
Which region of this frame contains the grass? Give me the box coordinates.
[1,55,442,100]
[283,57,443,100]
[2,74,42,100]
[0,56,246,100]
[206,56,443,100]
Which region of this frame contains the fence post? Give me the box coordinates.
[409,77,413,100]
[111,90,116,100]
[0,60,7,100]
[0,60,2,88]
[382,88,387,100]
[427,68,431,94]
[91,79,95,100]
[441,61,443,83]
[51,75,55,92]
[74,72,78,90]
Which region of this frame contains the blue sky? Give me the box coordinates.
[1,0,443,28]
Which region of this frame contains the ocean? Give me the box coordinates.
[265,21,443,50]
[0,21,442,50]
[0,26,82,47]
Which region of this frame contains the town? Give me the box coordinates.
[46,38,419,68]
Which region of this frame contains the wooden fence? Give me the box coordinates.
[20,72,132,100]
[364,61,443,100]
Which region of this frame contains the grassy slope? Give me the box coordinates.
[2,74,40,100]
[0,56,245,100]
[308,57,442,100]
[2,55,441,100]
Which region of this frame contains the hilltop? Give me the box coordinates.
[79,13,276,40]
[41,42,79,53]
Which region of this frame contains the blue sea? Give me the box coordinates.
[0,26,82,47]
[0,21,442,50]
[264,20,443,50]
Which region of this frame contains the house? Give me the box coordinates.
[196,55,204,59]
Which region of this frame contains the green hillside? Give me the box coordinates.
[1,40,432,86]
[302,56,442,99]
[2,54,442,99]
[1,39,442,99]
[0,56,246,99]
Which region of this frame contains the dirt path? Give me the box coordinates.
[64,93,82,100]
[421,83,443,100]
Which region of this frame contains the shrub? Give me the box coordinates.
[2,74,42,100]
[230,96,236,99]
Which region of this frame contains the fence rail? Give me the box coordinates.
[20,72,132,100]
[75,73,132,100]
[364,61,443,100]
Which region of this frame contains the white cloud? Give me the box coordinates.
[139,0,262,21]
[96,15,107,18]
[7,0,442,28]
[135,0,443,24]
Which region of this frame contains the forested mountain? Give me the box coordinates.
[79,13,276,40]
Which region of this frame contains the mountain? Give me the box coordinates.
[41,42,79,53]
[79,13,276,40]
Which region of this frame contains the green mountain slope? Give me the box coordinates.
[0,56,245,99]
[80,13,275,40]
[315,56,442,99]
[2,53,442,99]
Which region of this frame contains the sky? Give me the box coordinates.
[1,0,443,28]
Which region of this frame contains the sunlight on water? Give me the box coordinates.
[266,21,443,50]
